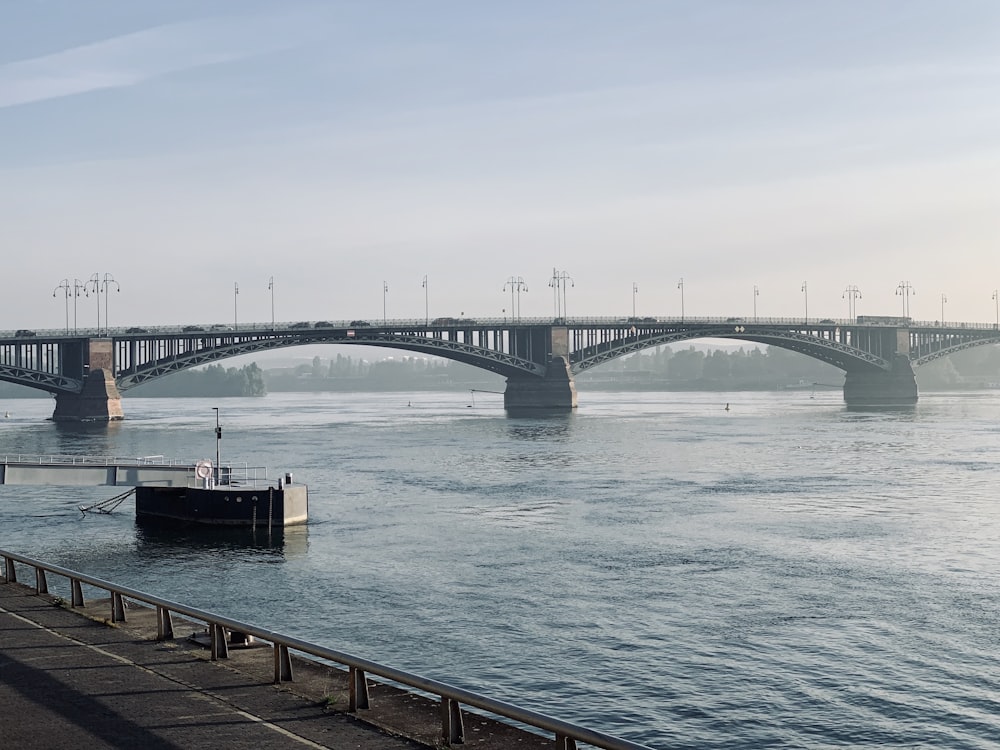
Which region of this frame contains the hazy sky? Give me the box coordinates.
[3,1,999,331]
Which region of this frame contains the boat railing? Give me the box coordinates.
[0,550,651,750]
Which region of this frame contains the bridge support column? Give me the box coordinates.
[52,368,124,422]
[843,356,918,406]
[504,356,578,411]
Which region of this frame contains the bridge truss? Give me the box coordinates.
[1,318,999,396]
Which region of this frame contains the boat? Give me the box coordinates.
[134,462,308,527]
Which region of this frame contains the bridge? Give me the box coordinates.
[2,316,999,420]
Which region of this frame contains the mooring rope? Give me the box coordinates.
[79,488,136,515]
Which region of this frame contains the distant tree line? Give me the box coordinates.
[129,363,266,397]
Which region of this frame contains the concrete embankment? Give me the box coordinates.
[0,579,552,749]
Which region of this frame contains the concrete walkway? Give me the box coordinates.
[0,580,429,749]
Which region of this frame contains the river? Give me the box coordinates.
[2,389,999,748]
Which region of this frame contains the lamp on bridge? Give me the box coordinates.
[632,282,638,319]
[801,281,808,322]
[53,279,71,333]
[233,282,239,331]
[383,281,389,325]
[753,284,759,322]
[940,293,947,324]
[422,275,428,326]
[504,276,528,322]
[677,278,685,322]
[843,285,862,322]
[896,281,915,319]
[100,273,120,335]
[548,270,572,320]
[993,290,999,330]
[268,276,275,330]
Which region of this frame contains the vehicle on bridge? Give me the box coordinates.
[350,320,371,327]
[15,329,35,337]
[856,315,912,326]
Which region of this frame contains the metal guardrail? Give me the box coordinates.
[1,549,652,750]
[4,316,1000,338]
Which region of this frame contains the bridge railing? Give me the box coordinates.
[4,317,1000,339]
[1,549,652,750]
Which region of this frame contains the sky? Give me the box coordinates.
[2,0,999,332]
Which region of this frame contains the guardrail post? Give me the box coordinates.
[3,556,15,583]
[555,735,578,749]
[156,606,174,640]
[273,644,294,683]
[349,666,370,711]
[71,579,85,607]
[111,592,127,623]
[441,697,465,745]
[211,623,229,660]
[35,567,48,594]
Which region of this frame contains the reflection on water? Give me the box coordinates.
[134,520,308,558]
[506,417,573,441]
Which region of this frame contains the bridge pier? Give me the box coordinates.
[504,356,578,411]
[52,368,124,422]
[843,356,918,406]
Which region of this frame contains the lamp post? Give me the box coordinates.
[85,273,100,333]
[801,281,808,323]
[212,407,221,485]
[896,281,915,319]
[233,282,239,330]
[268,276,275,330]
[382,281,388,325]
[73,279,85,333]
[548,269,573,320]
[422,275,429,326]
[940,293,947,323]
[99,273,119,335]
[993,290,999,330]
[752,284,759,322]
[632,282,638,319]
[843,284,862,321]
[504,276,528,322]
[53,279,71,333]
[677,278,685,322]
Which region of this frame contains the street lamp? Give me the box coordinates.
[85,273,100,333]
[548,269,573,320]
[632,282,638,319]
[677,278,685,322]
[233,282,239,330]
[843,284,862,321]
[72,279,86,333]
[212,407,222,485]
[268,276,275,330]
[504,276,528,322]
[382,281,388,325]
[752,284,759,322]
[99,273,119,335]
[940,293,947,323]
[993,290,999,330]
[53,279,71,333]
[896,281,915,319]
[422,275,429,326]
[801,281,808,323]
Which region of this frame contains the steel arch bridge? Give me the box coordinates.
[1,316,998,418]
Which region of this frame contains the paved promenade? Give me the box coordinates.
[0,579,550,749]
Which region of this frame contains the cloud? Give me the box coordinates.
[0,10,318,109]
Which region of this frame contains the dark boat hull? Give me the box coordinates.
[135,484,308,527]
